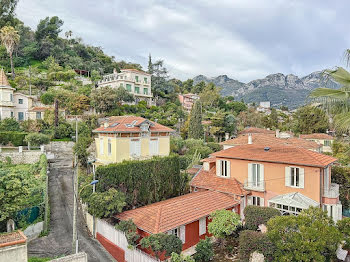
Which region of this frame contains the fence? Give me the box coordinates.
[96,218,159,262]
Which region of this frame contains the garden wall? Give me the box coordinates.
[49,252,87,262]
[0,150,43,164]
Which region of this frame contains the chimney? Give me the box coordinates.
[275,129,280,138]
[248,133,252,144]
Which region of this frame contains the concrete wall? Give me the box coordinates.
[0,150,42,164]
[0,243,27,262]
[23,221,44,241]
[49,252,87,262]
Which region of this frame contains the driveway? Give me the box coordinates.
[28,143,114,261]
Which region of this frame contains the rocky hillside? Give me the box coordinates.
[193,72,340,109]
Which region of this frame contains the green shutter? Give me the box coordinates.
[143,88,148,95]
[126,84,131,91]
[135,86,140,93]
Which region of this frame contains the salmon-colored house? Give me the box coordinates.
[116,190,240,260]
[191,144,342,221]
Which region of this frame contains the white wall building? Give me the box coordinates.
[98,69,154,106]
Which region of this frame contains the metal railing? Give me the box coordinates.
[244,179,265,191]
[323,183,339,198]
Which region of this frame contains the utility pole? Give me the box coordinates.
[72,117,78,253]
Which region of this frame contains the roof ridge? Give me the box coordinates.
[154,205,163,233]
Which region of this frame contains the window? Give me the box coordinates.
[10,94,13,102]
[285,166,304,188]
[170,228,179,237]
[126,84,132,92]
[217,160,230,177]
[324,140,331,146]
[135,86,140,94]
[18,98,23,104]
[135,76,139,82]
[150,138,159,156]
[144,77,147,84]
[252,164,261,187]
[11,112,14,118]
[99,138,104,155]
[36,112,41,119]
[199,217,206,235]
[18,112,24,121]
[248,196,264,206]
[108,138,112,156]
[143,88,148,95]
[130,139,141,157]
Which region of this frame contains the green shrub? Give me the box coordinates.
[115,219,140,248]
[238,230,275,262]
[208,209,241,239]
[0,131,27,146]
[0,118,21,131]
[337,218,350,249]
[243,206,280,230]
[25,133,50,146]
[96,155,189,208]
[193,237,214,262]
[140,233,182,259]
[170,252,195,262]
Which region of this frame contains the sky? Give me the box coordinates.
[15,0,350,82]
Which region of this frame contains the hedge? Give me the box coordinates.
[243,206,280,230]
[0,131,28,146]
[238,230,275,262]
[96,154,189,208]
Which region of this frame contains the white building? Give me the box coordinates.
[98,68,154,106]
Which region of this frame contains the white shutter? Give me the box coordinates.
[247,196,253,205]
[99,138,104,155]
[227,161,231,178]
[260,197,264,207]
[150,139,159,156]
[285,167,290,187]
[248,163,253,185]
[130,140,135,156]
[180,225,185,243]
[216,160,221,176]
[299,168,304,188]
[336,204,343,222]
[260,164,264,188]
[135,140,141,156]
[199,218,206,235]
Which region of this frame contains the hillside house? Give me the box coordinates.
[191,144,342,222]
[98,68,154,106]
[93,116,174,165]
[300,133,334,153]
[178,93,200,112]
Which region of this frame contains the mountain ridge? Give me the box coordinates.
[193,71,340,109]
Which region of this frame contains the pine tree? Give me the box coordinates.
[148,53,153,74]
[188,101,204,139]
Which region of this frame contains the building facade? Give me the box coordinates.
[93,116,174,165]
[98,69,153,106]
[300,133,334,153]
[178,94,200,112]
[191,144,342,222]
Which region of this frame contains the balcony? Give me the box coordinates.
[323,183,339,198]
[244,180,265,192]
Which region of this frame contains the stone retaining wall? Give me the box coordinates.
[49,252,87,262]
[0,151,42,164]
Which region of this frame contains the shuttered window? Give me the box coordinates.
[108,138,112,156]
[216,160,230,177]
[130,139,141,157]
[99,138,104,155]
[199,217,206,235]
[247,196,264,206]
[149,138,159,156]
[285,166,304,188]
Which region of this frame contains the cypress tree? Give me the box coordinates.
[147,53,153,74]
[188,101,204,139]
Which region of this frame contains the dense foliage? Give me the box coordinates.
[267,207,342,261]
[170,252,195,262]
[87,188,126,218]
[208,209,241,239]
[95,155,189,209]
[337,217,350,249]
[238,230,275,262]
[24,133,50,146]
[292,105,329,134]
[0,131,27,146]
[331,165,350,209]
[115,219,140,248]
[140,233,182,259]
[243,206,281,230]
[193,237,214,262]
[188,101,203,139]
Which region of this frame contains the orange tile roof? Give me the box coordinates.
[0,68,10,86]
[212,144,337,167]
[239,127,275,135]
[116,191,238,234]
[300,133,334,140]
[93,116,174,133]
[191,167,249,196]
[220,134,320,150]
[0,231,26,248]
[201,157,216,163]
[29,106,51,112]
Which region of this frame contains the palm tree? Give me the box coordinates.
[0,26,20,79]
[310,67,350,132]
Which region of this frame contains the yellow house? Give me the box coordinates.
[300,133,334,153]
[93,116,175,165]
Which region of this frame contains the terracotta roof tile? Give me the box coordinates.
[239,127,275,135]
[220,134,320,150]
[212,144,337,167]
[29,106,51,112]
[116,191,238,233]
[0,231,26,248]
[300,133,334,140]
[0,68,10,86]
[93,116,174,133]
[190,167,249,196]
